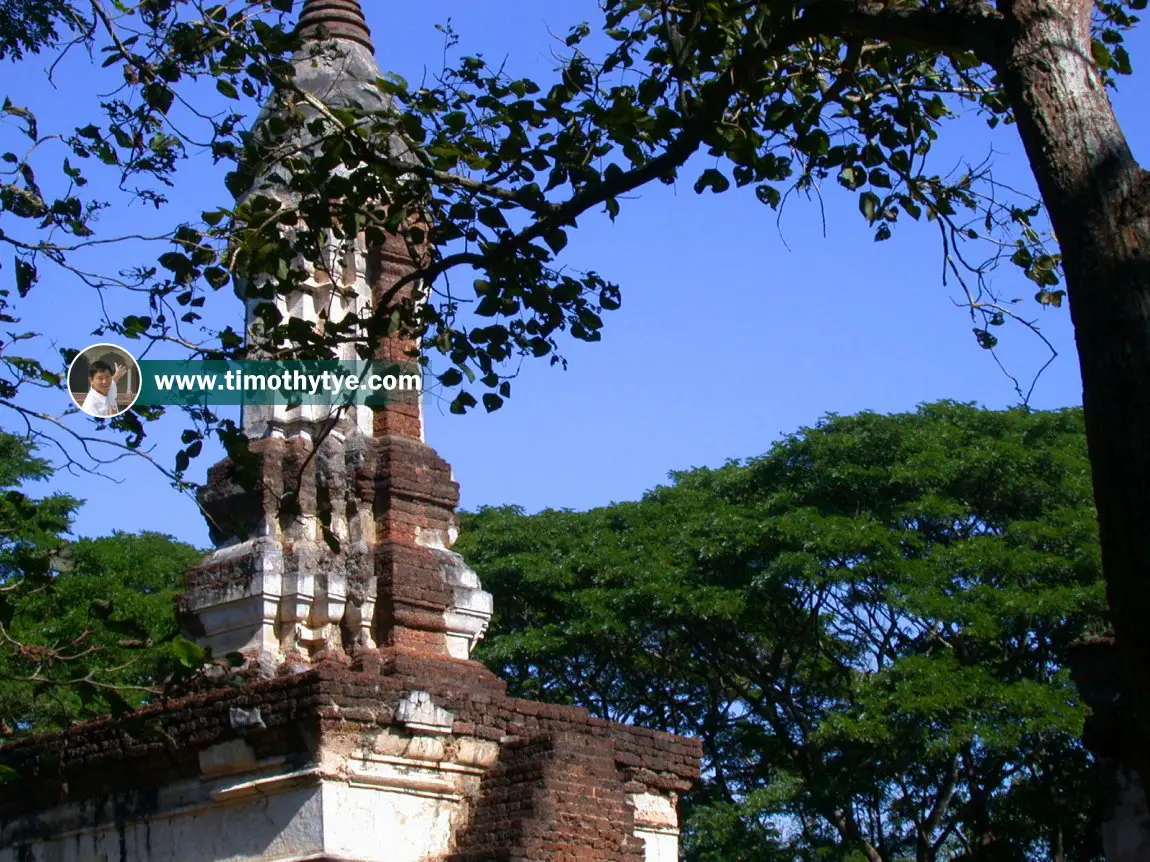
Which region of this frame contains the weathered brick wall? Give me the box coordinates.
[0,673,323,823]
[363,435,461,654]
[0,655,700,836]
[446,732,646,862]
[368,229,424,441]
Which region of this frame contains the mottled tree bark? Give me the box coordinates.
[993,0,1150,779]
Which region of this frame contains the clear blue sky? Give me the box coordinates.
[8,2,1150,548]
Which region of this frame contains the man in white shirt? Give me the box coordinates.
[81,360,127,417]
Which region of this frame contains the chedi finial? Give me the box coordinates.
[297,0,375,53]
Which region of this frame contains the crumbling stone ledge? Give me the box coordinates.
[0,651,700,861]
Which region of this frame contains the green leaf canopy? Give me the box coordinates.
[0,431,202,737]
[459,402,1104,861]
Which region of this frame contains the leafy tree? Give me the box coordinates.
[0,431,203,739]
[0,434,77,587]
[458,403,1106,861]
[3,0,1150,785]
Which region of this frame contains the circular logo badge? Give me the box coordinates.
[68,343,142,418]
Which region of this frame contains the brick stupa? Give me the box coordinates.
[0,3,700,860]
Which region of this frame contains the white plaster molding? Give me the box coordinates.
[198,739,259,777]
[211,767,322,803]
[354,752,484,777]
[629,792,681,862]
[395,690,454,734]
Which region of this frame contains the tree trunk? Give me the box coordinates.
[1099,760,1150,862]
[994,0,1150,779]
[1052,784,1065,862]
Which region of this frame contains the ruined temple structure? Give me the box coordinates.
[0,3,700,859]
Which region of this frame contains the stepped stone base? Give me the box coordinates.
[0,653,699,861]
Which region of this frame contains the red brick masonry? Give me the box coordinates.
[0,651,701,859]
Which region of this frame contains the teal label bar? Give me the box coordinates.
[137,360,422,406]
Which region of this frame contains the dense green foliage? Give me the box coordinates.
[0,531,202,736]
[2,1,1141,478]
[459,403,1106,861]
[0,434,77,593]
[0,431,202,740]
